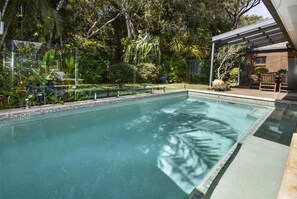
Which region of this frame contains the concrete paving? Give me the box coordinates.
[210,136,289,199]
[224,88,289,100]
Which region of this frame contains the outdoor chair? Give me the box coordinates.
[249,74,260,89]
[259,73,277,92]
[279,74,288,92]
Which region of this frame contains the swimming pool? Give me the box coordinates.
[0,93,270,198]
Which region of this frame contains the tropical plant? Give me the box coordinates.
[64,55,75,76]
[40,49,57,77]
[0,0,266,109]
[170,35,203,60]
[123,33,161,65]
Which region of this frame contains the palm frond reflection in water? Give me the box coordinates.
[127,99,240,194]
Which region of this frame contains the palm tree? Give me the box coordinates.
[124,33,161,65]
[170,36,203,60]
[0,0,63,47]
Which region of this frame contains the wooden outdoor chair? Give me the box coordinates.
[279,74,288,92]
[259,73,277,92]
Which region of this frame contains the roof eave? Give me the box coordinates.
[262,0,296,50]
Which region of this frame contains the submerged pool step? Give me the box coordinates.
[247,108,267,119]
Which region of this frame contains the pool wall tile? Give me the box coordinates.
[0,91,187,123]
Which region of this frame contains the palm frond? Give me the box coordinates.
[124,33,160,65]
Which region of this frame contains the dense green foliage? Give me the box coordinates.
[229,68,243,83]
[136,63,159,83]
[108,63,135,87]
[255,67,269,75]
[0,0,262,109]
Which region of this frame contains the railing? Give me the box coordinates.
[26,84,166,107]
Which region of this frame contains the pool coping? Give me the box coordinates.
[2,89,296,122]
[188,90,297,108]
[0,90,187,122]
[188,90,276,107]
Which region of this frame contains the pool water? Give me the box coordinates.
[0,94,268,199]
[254,105,297,146]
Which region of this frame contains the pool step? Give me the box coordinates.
[247,108,266,119]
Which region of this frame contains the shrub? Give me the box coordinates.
[212,82,231,91]
[229,68,242,82]
[277,68,287,74]
[76,38,111,84]
[161,54,187,83]
[136,63,159,83]
[254,67,269,75]
[108,63,135,87]
[78,53,108,83]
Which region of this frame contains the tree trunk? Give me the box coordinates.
[0,0,10,48]
[119,0,136,39]
[0,23,9,49]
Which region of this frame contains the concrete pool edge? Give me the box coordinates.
[188,90,297,109]
[188,90,276,107]
[0,90,187,122]
[187,90,277,198]
[188,90,297,199]
[191,107,274,197]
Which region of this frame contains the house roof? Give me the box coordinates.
[263,0,297,50]
[212,18,287,48]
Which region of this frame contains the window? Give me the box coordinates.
[255,56,266,64]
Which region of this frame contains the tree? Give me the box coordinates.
[0,0,259,85]
[0,0,63,46]
[216,44,244,80]
[239,14,264,27]
[170,36,203,60]
[224,0,260,29]
[118,0,136,39]
[47,0,67,47]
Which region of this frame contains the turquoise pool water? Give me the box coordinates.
[0,94,267,199]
